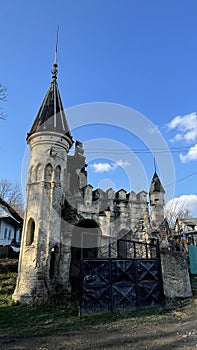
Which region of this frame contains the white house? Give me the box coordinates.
[0,197,23,248]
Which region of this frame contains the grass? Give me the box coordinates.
[0,258,196,338]
[0,259,18,306]
[0,303,167,338]
[0,259,80,336]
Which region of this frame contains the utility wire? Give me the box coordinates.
[84,146,197,154]
[166,171,197,187]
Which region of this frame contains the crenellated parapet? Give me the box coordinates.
[65,182,151,241]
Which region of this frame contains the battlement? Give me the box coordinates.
[80,184,148,205]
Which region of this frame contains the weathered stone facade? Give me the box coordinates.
[13,61,192,305]
[161,251,192,298]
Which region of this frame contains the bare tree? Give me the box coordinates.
[0,84,7,119]
[0,179,24,217]
[165,201,191,228]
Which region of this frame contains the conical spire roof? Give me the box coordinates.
[27,62,73,147]
[149,172,165,194]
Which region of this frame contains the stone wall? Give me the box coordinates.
[161,250,192,298]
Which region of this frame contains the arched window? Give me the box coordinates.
[29,166,34,183]
[26,218,35,246]
[117,238,127,259]
[35,164,42,182]
[55,165,61,182]
[117,230,128,259]
[44,163,53,181]
[70,220,99,300]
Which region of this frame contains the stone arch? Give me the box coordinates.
[117,229,128,259]
[44,163,53,181]
[26,218,35,246]
[70,219,101,301]
[55,165,61,182]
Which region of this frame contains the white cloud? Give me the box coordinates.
[147,126,160,134]
[167,112,197,162]
[91,163,114,173]
[173,133,183,142]
[179,143,197,163]
[90,160,129,173]
[168,112,197,143]
[165,194,197,218]
[116,160,129,167]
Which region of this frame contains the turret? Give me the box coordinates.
[13,57,73,304]
[67,141,87,194]
[149,171,165,229]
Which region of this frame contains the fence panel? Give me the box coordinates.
[188,245,197,274]
[80,256,163,314]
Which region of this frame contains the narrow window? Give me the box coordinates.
[8,229,12,240]
[45,164,53,181]
[55,165,61,182]
[35,164,42,182]
[4,228,8,239]
[50,245,58,279]
[26,218,35,246]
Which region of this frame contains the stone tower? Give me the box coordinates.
[13,61,73,304]
[149,171,165,229]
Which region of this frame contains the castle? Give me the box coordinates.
[13,60,167,305]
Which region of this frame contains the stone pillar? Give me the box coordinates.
[160,250,192,298]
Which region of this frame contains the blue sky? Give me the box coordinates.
[1,0,197,215]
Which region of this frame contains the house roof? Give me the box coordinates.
[0,197,23,225]
[27,62,73,148]
[176,218,197,226]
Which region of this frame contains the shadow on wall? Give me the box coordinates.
[69,219,100,301]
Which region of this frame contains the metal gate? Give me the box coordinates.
[80,239,164,314]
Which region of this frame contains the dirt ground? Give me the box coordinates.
[0,299,197,350]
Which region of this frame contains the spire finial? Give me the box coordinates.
[154,154,157,173]
[51,26,59,80]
